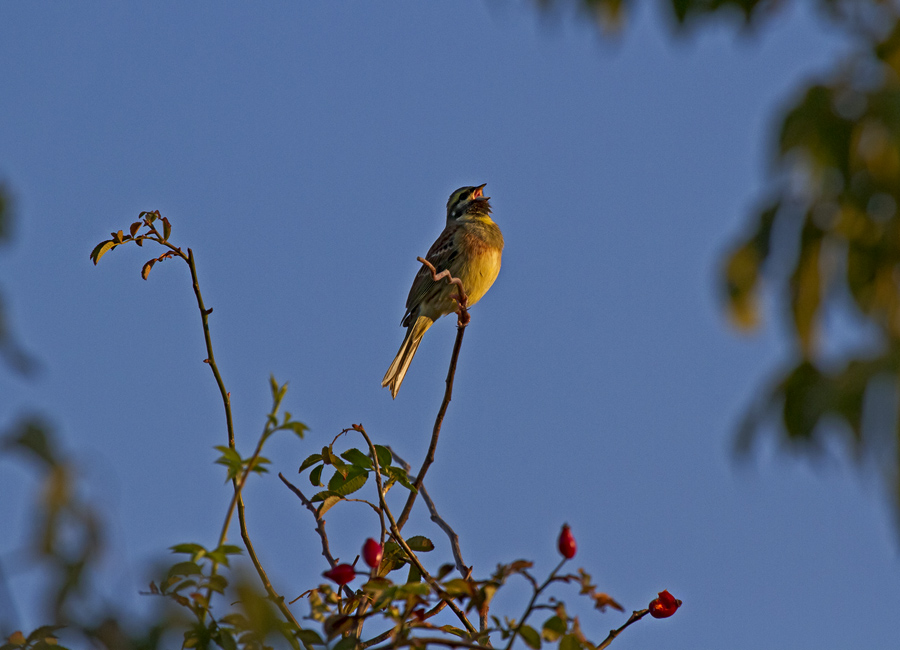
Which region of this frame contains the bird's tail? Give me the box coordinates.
[382,316,433,399]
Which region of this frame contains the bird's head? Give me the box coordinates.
[446,184,491,222]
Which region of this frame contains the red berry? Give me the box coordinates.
[558,524,577,559]
[649,590,681,618]
[323,563,355,586]
[362,538,383,568]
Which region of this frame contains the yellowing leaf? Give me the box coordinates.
[90,240,116,265]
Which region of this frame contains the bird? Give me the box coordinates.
[382,184,504,399]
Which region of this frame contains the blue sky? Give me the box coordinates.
[1,2,897,648]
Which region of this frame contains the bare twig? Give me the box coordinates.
[360,627,395,649]
[348,424,390,641]
[595,609,650,650]
[278,473,356,602]
[185,248,235,450]
[390,448,469,578]
[172,245,299,628]
[396,259,470,531]
[503,559,567,650]
[350,425,388,544]
[278,473,339,567]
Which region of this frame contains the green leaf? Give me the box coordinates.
[167,561,203,579]
[322,446,350,478]
[25,626,65,644]
[318,495,342,516]
[406,535,434,552]
[214,445,243,479]
[3,419,57,466]
[380,541,407,572]
[386,466,417,492]
[207,574,228,593]
[332,636,358,650]
[170,578,198,592]
[790,218,824,357]
[170,543,207,556]
[541,616,566,642]
[407,563,422,583]
[438,626,468,638]
[442,579,472,597]
[341,448,373,469]
[90,240,116,265]
[215,629,237,650]
[269,374,280,398]
[327,466,368,496]
[374,445,393,469]
[207,547,236,566]
[217,544,243,556]
[309,464,324,487]
[249,455,272,474]
[299,453,323,473]
[394,582,430,597]
[310,490,336,502]
[295,629,324,649]
[220,613,249,628]
[519,625,542,650]
[283,421,309,438]
[558,634,581,650]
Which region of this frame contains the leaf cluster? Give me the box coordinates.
[298,436,414,518]
[722,8,900,511]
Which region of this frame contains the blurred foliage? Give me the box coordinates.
[541,1,900,513]
[0,184,36,376]
[1,418,167,649]
[716,2,900,512]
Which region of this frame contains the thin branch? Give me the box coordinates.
[595,609,650,650]
[360,627,395,649]
[236,499,302,628]
[370,637,491,650]
[351,425,388,545]
[396,258,470,531]
[278,473,339,567]
[185,248,235,449]
[390,448,469,578]
[217,425,269,551]
[278,473,356,602]
[180,248,299,628]
[356,428,477,637]
[503,559,567,650]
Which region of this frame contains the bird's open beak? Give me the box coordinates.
[474,183,489,201]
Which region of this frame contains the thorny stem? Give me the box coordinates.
[503,558,567,650]
[595,609,650,650]
[186,248,235,450]
[278,474,338,564]
[396,259,470,531]
[390,448,469,578]
[278,473,355,600]
[165,244,299,628]
[348,424,388,642]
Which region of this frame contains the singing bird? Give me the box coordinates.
[382,184,504,398]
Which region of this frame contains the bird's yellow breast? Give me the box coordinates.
[457,246,502,307]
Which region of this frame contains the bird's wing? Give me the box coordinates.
[402,223,461,322]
